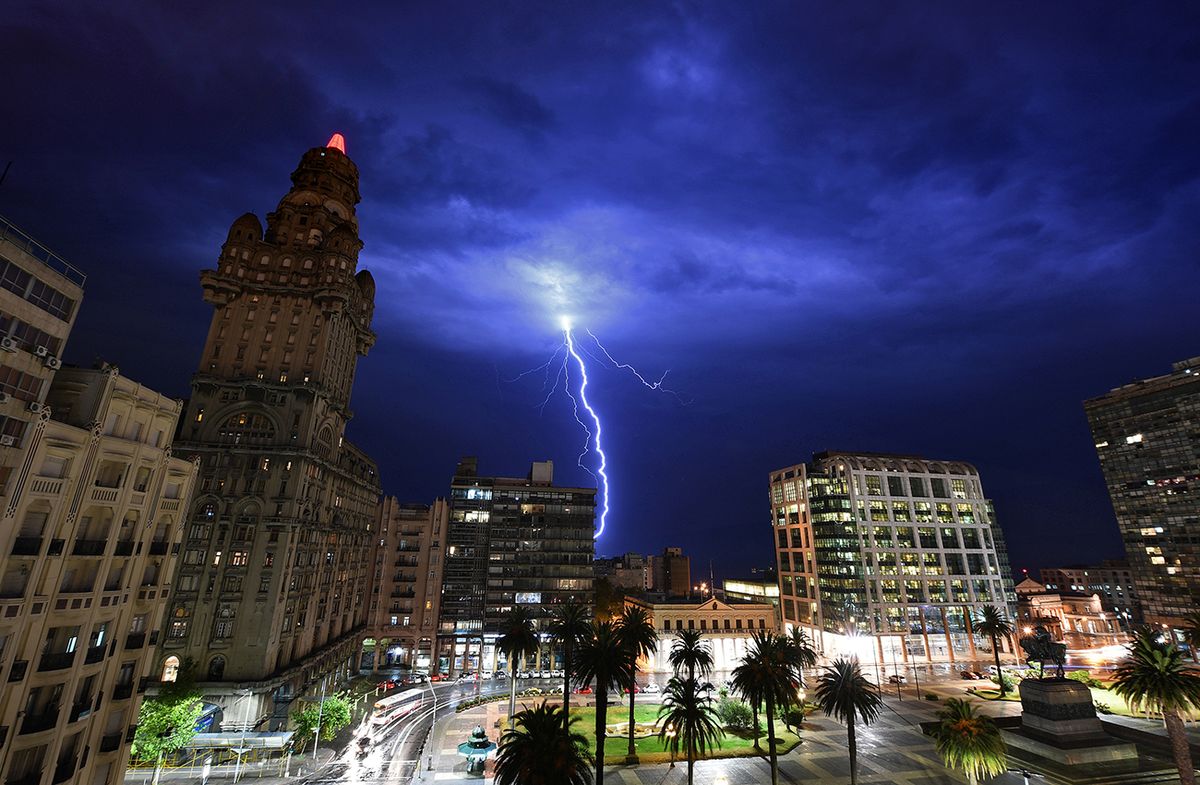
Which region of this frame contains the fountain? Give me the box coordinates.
[457,725,497,776]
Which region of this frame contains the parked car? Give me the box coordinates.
[574,685,594,695]
[623,684,641,694]
[887,674,907,684]
[481,670,493,680]
[642,683,661,694]
[958,670,978,680]
[457,671,478,682]
[539,670,552,679]
[494,670,507,680]
[429,673,447,682]
[551,669,564,679]
[378,678,397,690]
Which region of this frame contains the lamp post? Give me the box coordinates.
[310,679,327,761]
[233,689,253,783]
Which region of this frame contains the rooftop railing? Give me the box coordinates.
[0,213,87,287]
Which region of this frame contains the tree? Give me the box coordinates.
[549,601,592,729]
[668,629,714,682]
[730,631,798,785]
[657,677,722,785]
[615,604,659,762]
[1111,629,1200,785]
[1181,612,1200,663]
[573,619,633,785]
[974,605,1016,696]
[786,627,818,690]
[133,662,204,785]
[495,701,593,785]
[813,658,884,785]
[498,606,541,721]
[291,694,351,744]
[930,698,1007,785]
[593,577,625,622]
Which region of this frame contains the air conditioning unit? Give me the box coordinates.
[0,435,15,447]
[45,356,61,370]
[28,402,42,414]
[0,337,16,352]
[33,346,49,358]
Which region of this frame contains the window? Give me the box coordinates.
[0,364,43,402]
[865,475,882,495]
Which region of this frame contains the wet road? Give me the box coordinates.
[302,679,507,784]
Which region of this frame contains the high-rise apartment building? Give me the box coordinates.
[1085,357,1200,631]
[364,497,448,672]
[0,218,198,785]
[770,452,1016,664]
[166,135,381,727]
[439,457,594,675]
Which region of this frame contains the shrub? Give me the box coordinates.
[714,697,753,729]
[924,693,940,701]
[1094,700,1113,715]
[783,706,807,728]
[1067,671,1104,689]
[990,673,1015,692]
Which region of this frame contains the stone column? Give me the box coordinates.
[942,609,955,663]
[371,641,382,672]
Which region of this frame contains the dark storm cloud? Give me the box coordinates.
[2,1,1199,575]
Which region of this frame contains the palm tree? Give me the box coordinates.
[786,626,818,693]
[930,697,1007,785]
[974,605,1015,697]
[548,601,592,729]
[573,620,633,785]
[497,606,540,721]
[495,700,593,785]
[668,629,714,682]
[1112,628,1200,785]
[615,604,658,762]
[730,631,798,785]
[813,657,883,785]
[1181,612,1200,663]
[657,677,722,785]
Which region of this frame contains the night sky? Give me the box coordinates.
[4,3,1199,581]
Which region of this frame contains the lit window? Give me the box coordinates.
[1126,433,1143,444]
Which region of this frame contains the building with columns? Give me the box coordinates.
[364,497,448,672]
[771,452,1017,666]
[1015,577,1127,650]
[164,134,381,729]
[623,596,778,674]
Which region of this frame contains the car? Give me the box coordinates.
[457,671,478,682]
[494,670,507,680]
[623,684,641,694]
[429,673,447,682]
[973,671,987,680]
[551,669,564,679]
[539,670,552,679]
[574,685,594,695]
[958,670,980,680]
[642,683,661,694]
[887,674,907,684]
[481,670,493,680]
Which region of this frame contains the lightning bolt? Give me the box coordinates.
[585,329,691,404]
[563,324,609,539]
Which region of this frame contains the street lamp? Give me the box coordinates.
[232,689,253,783]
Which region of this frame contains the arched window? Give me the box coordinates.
[208,656,226,680]
[218,412,275,445]
[314,425,334,459]
[161,655,180,683]
[199,503,216,520]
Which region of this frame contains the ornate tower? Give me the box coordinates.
[167,135,381,727]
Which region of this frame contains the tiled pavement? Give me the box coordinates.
[417,689,989,784]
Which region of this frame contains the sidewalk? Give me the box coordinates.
[125,748,337,784]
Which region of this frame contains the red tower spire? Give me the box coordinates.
[326,132,346,154]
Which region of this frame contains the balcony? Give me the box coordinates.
[38,651,76,672]
[114,540,135,556]
[91,487,120,504]
[19,709,59,735]
[84,644,106,665]
[148,541,168,556]
[47,539,64,556]
[99,731,122,752]
[10,537,41,556]
[7,660,28,682]
[389,589,416,599]
[28,476,65,496]
[68,701,92,723]
[124,632,146,650]
[112,683,133,701]
[72,539,107,556]
[159,499,181,512]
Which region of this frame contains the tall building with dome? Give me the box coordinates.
[163,134,381,728]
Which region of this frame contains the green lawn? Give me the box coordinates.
[568,705,802,764]
[968,682,1200,720]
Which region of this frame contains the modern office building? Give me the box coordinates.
[364,497,448,672]
[1038,560,1140,625]
[649,547,691,597]
[723,578,781,609]
[770,451,1016,665]
[438,457,594,675]
[1085,357,1200,633]
[166,134,381,728]
[624,596,778,673]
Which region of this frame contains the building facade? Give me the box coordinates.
[1085,357,1200,632]
[165,135,381,728]
[771,452,1016,665]
[594,552,649,591]
[723,578,780,610]
[1015,578,1126,650]
[624,596,778,674]
[649,547,690,596]
[438,457,594,675]
[364,497,448,672]
[0,364,197,785]
[1038,560,1140,625]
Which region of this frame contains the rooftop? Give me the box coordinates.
[0,213,87,287]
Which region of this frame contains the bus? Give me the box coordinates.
[370,688,425,729]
